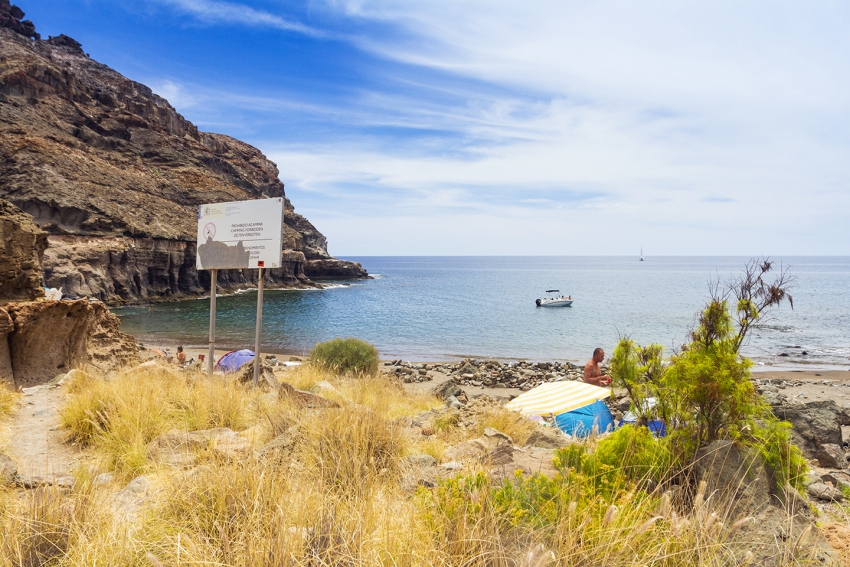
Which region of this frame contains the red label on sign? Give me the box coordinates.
[257,261,265,267]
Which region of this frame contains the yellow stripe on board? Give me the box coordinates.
[505,381,610,416]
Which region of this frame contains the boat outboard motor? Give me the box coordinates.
[535,298,541,307]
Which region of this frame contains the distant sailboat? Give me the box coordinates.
[640,247,644,262]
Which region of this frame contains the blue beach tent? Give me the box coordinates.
[505,381,614,438]
[215,349,255,373]
[618,397,667,437]
[554,400,615,437]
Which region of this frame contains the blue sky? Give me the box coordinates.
[23,0,850,255]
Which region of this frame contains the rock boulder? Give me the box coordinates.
[2,299,138,388]
[817,443,847,469]
[771,400,850,459]
[692,440,838,567]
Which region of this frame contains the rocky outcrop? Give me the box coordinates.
[770,400,850,460]
[0,6,367,304]
[0,198,48,301]
[1,300,138,388]
[0,0,36,40]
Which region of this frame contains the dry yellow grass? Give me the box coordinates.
[0,363,840,566]
[0,385,17,421]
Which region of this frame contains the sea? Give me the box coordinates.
[114,256,850,369]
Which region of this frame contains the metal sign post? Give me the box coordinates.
[196,197,283,386]
[208,269,217,375]
[253,266,265,387]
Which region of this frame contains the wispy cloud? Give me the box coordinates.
[136,1,849,254]
[154,0,322,35]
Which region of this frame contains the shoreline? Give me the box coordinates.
[139,339,850,374]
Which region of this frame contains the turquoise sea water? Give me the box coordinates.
[114,256,850,368]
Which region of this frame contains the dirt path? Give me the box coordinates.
[1,382,88,487]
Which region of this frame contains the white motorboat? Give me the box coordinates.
[536,290,573,307]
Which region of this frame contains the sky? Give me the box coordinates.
[21,0,850,256]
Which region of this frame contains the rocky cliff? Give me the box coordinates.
[0,199,47,301]
[0,197,138,388]
[0,1,367,304]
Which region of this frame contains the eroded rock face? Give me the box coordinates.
[0,199,48,301]
[2,299,138,387]
[0,15,366,304]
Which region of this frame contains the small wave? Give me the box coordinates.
[754,324,800,333]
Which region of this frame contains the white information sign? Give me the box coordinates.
[196,197,284,270]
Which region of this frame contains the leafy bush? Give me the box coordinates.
[310,337,379,375]
[592,424,674,484]
[608,259,806,491]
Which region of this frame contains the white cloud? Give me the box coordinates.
[145,0,850,254]
[150,80,199,110]
[155,0,321,35]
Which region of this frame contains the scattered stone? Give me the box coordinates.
[482,427,513,444]
[488,441,514,465]
[94,472,114,486]
[17,474,75,489]
[279,381,339,408]
[197,427,252,461]
[807,482,844,502]
[404,454,438,468]
[235,357,279,391]
[443,438,490,462]
[147,429,208,468]
[432,380,462,401]
[146,427,250,467]
[823,471,850,492]
[817,443,847,469]
[443,428,515,464]
[525,427,571,449]
[260,427,301,460]
[0,451,17,485]
[110,475,156,522]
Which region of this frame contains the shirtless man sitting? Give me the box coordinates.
[584,347,612,387]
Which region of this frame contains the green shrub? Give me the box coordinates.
[605,259,806,493]
[310,337,379,375]
[592,424,674,484]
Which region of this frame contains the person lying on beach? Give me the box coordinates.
[584,348,612,387]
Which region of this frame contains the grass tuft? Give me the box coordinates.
[0,385,17,420]
[309,337,379,375]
